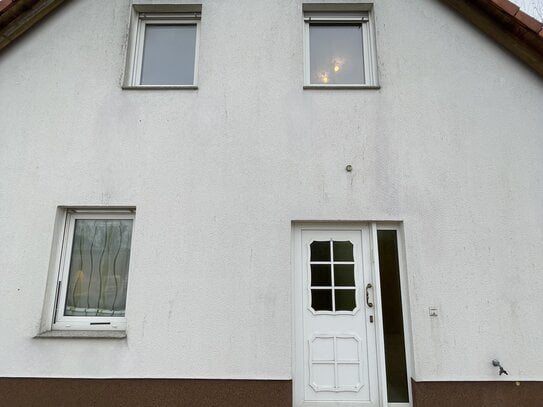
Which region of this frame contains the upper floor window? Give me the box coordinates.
[303,5,378,88]
[124,5,201,88]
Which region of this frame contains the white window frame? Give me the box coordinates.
[293,222,413,406]
[307,239,360,316]
[372,222,414,407]
[51,209,135,331]
[303,8,379,89]
[124,10,201,89]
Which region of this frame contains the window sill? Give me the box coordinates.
[35,330,127,339]
[303,85,380,90]
[122,85,198,90]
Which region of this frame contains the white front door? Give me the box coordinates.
[294,225,380,406]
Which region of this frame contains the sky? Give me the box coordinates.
[511,0,543,20]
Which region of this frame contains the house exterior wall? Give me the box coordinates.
[0,0,542,397]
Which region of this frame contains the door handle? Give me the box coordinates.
[365,283,373,308]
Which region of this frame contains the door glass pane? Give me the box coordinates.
[378,230,409,402]
[310,241,331,261]
[311,264,332,286]
[311,289,333,311]
[334,264,355,286]
[65,219,133,317]
[141,24,197,85]
[333,241,353,261]
[309,24,365,84]
[335,289,356,311]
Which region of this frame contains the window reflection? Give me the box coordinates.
[309,24,365,84]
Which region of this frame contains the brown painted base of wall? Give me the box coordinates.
[0,378,292,407]
[4,377,543,406]
[412,379,543,407]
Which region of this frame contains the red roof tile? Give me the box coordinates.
[443,0,543,77]
[515,9,543,32]
[490,0,520,17]
[0,0,17,15]
[0,0,65,52]
[489,0,543,34]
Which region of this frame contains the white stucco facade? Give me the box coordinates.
[0,0,542,385]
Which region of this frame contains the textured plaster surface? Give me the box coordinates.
[0,0,542,381]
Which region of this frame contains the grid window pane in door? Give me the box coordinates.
[333,241,354,261]
[140,24,197,85]
[334,264,355,286]
[310,240,331,261]
[335,290,356,311]
[312,289,333,311]
[311,264,332,286]
[309,240,356,312]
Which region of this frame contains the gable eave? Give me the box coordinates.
[0,0,65,53]
[440,0,543,78]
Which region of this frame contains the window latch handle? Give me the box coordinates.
[365,283,373,308]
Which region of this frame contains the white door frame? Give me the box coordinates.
[292,222,414,407]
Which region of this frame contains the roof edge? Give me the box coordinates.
[0,0,66,53]
[440,0,543,78]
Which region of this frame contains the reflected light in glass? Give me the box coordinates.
[333,57,345,73]
[319,72,329,83]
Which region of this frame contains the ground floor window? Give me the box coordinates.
[52,209,135,331]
